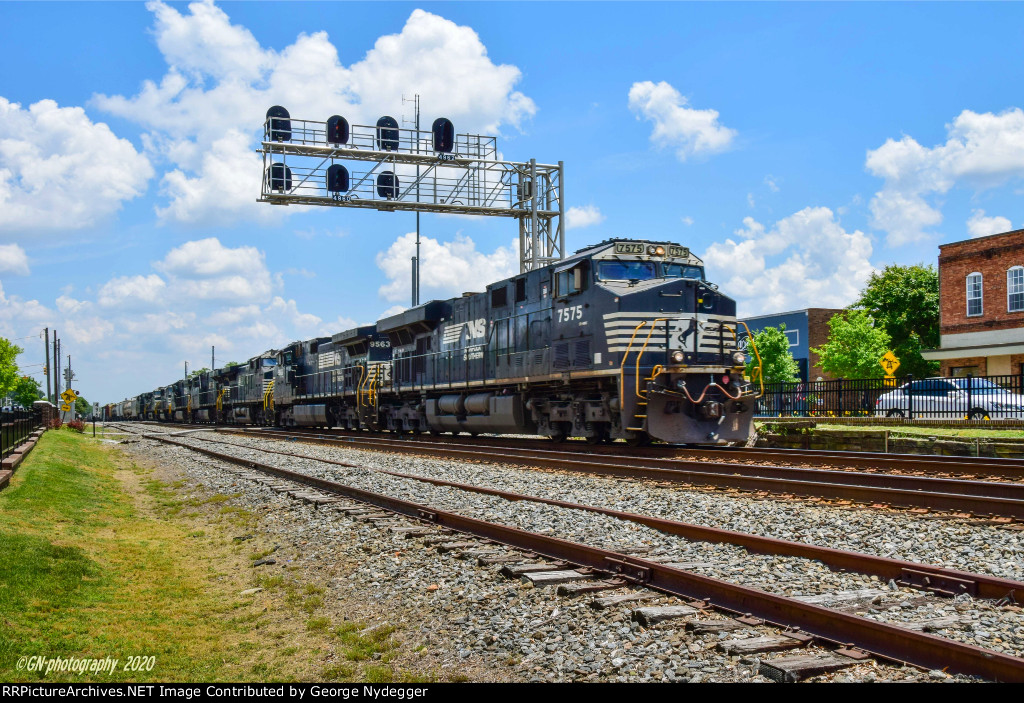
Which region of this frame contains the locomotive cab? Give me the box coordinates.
[553,240,758,443]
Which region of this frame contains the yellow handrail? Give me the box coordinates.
[618,320,651,402]
[634,318,669,399]
[216,389,225,411]
[737,320,764,398]
[356,364,369,407]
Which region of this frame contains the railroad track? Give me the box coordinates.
[189,426,1024,521]
[115,423,1024,681]
[130,421,1024,479]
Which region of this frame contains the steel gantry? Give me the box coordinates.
[256,110,565,274]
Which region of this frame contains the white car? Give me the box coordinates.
[875,377,1024,419]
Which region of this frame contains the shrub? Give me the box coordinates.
[48,417,63,430]
[65,419,85,433]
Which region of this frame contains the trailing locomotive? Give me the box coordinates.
[106,239,762,445]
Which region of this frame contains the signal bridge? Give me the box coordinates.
[257,108,565,272]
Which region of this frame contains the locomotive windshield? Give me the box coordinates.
[597,261,657,281]
[663,263,704,280]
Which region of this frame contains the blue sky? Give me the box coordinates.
[3,1,1024,404]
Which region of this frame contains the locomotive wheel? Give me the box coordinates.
[625,433,651,447]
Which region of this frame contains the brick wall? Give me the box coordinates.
[939,356,988,377]
[806,307,843,380]
[938,229,1024,335]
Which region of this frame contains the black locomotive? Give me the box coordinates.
[105,239,761,445]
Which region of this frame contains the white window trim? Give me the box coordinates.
[1008,266,1024,313]
[784,329,799,347]
[967,271,983,317]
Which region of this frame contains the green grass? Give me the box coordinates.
[0,431,438,684]
[0,432,315,682]
[810,423,1024,440]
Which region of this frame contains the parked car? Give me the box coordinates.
[875,377,1024,419]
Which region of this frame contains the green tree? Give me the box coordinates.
[74,396,91,417]
[188,367,211,378]
[811,310,892,378]
[0,337,23,400]
[12,376,43,408]
[745,325,800,384]
[854,263,939,377]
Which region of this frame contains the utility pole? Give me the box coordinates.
[403,93,421,306]
[53,334,60,399]
[44,327,51,403]
[212,345,215,371]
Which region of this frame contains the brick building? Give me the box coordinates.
[922,229,1024,377]
[739,308,843,381]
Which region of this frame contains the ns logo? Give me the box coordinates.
[442,318,487,346]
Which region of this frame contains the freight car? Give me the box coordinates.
[109,238,762,445]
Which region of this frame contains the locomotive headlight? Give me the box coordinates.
[670,350,685,364]
[654,246,665,256]
[647,245,656,254]
[732,351,746,365]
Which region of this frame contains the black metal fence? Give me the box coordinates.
[755,373,1024,420]
[1,407,43,460]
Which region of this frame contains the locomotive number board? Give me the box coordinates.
[613,242,690,258]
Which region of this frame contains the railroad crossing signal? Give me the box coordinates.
[879,350,900,377]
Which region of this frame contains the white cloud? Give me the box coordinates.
[967,209,1013,238]
[65,317,115,345]
[319,315,359,337]
[566,205,605,229]
[628,80,736,160]
[265,296,321,331]
[681,216,694,226]
[0,97,152,232]
[376,232,517,303]
[867,107,1024,245]
[97,274,167,307]
[55,295,91,316]
[94,3,536,225]
[0,244,29,275]
[764,175,779,193]
[703,207,874,317]
[0,283,53,343]
[155,237,274,301]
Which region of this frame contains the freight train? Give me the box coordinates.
[104,239,762,445]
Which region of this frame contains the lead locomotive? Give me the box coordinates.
[106,239,761,445]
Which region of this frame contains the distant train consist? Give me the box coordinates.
[105,239,762,445]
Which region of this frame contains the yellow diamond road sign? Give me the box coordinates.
[880,350,900,377]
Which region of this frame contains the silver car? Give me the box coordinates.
[875,377,1024,419]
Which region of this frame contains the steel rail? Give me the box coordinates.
[144,432,1024,681]
[130,422,1024,478]
[240,424,1024,479]
[218,428,1024,519]
[186,432,1024,601]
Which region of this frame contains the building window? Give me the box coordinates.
[784,329,799,347]
[1008,266,1024,313]
[966,272,983,317]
